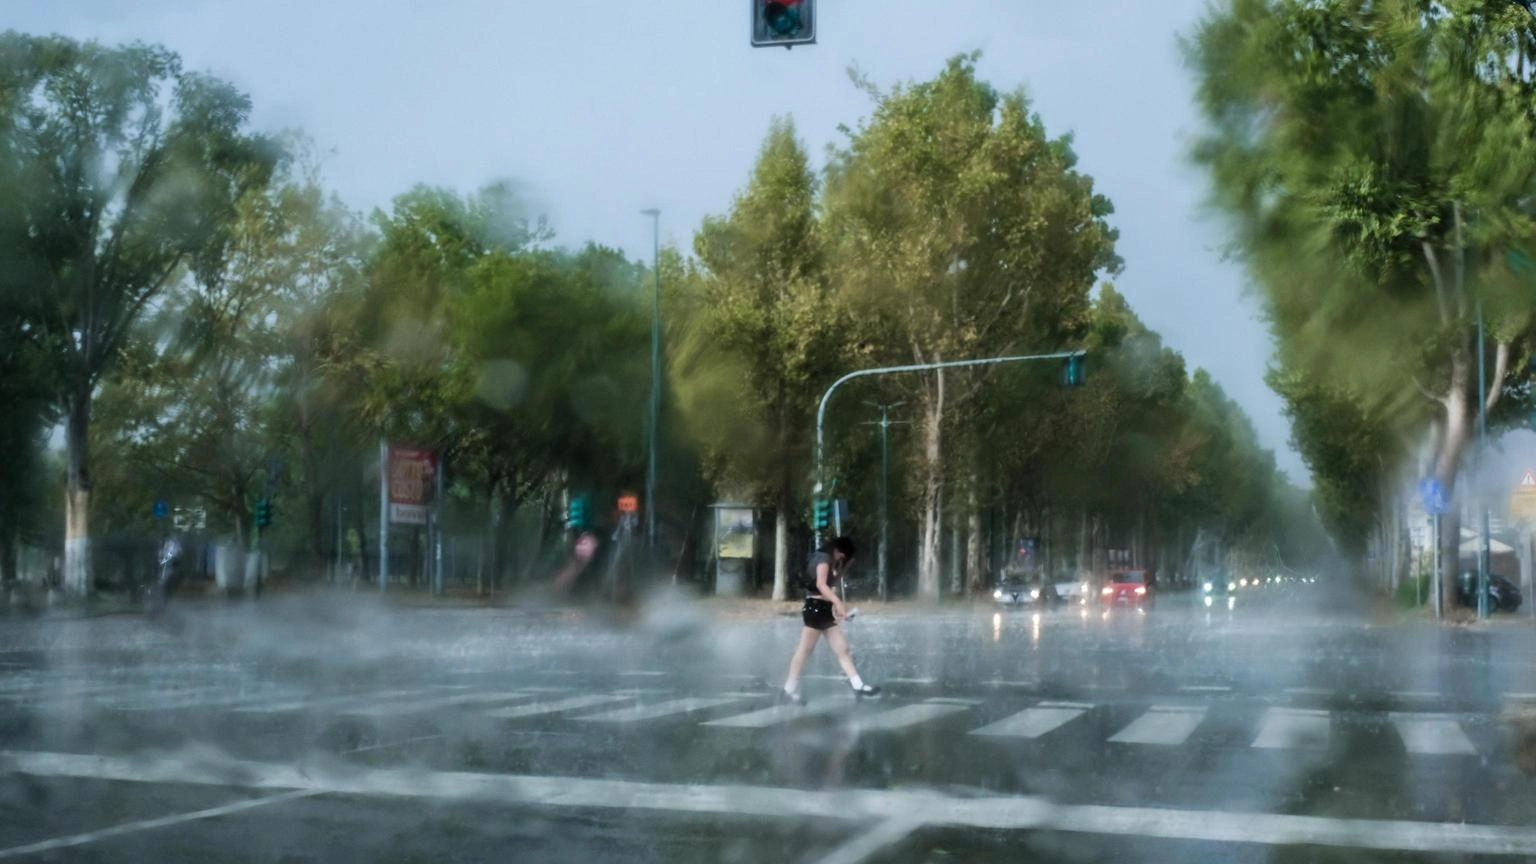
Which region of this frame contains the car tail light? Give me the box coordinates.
[1134,586,1146,596]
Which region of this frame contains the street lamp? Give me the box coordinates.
[641,209,661,555]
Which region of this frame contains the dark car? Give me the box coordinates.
[1456,571,1523,613]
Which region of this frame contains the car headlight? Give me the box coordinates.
[1227,581,1236,592]
[1203,581,1213,593]
[1239,578,1248,587]
[1080,581,1089,593]
[1030,588,1041,600]
[993,589,1004,600]
[1203,595,1213,608]
[1134,586,1146,595]
[1101,586,1113,596]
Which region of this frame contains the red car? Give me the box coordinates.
[1099,569,1154,607]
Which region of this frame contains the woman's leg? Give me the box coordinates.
[823,626,862,683]
[784,627,822,693]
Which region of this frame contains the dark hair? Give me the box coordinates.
[823,536,857,559]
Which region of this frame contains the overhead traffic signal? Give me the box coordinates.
[752,0,816,48]
[1061,353,1087,388]
[255,498,272,529]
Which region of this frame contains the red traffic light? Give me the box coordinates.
[752,0,815,48]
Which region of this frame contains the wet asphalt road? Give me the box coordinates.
[1,582,1534,863]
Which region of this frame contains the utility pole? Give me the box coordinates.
[862,401,908,601]
[1477,298,1491,619]
[641,209,662,558]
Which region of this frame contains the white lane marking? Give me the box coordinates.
[115,688,306,712]
[1108,706,1207,746]
[617,671,668,677]
[703,702,845,728]
[347,691,536,718]
[810,819,916,864]
[888,677,938,685]
[1392,713,1477,755]
[484,694,634,719]
[1283,687,1331,697]
[235,686,467,715]
[855,703,970,732]
[0,790,319,859]
[1252,708,1330,749]
[1390,691,1440,700]
[1179,685,1231,693]
[925,697,984,706]
[574,696,747,723]
[804,674,848,682]
[970,702,1089,739]
[8,749,1536,855]
[1507,692,1536,702]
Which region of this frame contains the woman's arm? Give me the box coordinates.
[815,563,845,616]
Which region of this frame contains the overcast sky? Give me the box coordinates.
[8,0,1313,481]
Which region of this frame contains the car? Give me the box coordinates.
[1099,569,1154,607]
[1455,571,1523,613]
[992,578,1035,607]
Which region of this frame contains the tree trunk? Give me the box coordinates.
[966,480,983,594]
[949,514,962,596]
[63,390,92,596]
[0,528,16,585]
[916,367,946,599]
[773,506,790,601]
[1435,346,1474,609]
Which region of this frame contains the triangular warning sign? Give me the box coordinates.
[1522,470,1536,488]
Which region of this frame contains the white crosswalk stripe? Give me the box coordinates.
[970,702,1089,739]
[234,686,469,715]
[853,702,970,732]
[1252,707,1330,750]
[1108,706,1207,746]
[1391,713,1477,755]
[347,691,536,718]
[703,702,846,728]
[574,696,748,724]
[484,693,635,720]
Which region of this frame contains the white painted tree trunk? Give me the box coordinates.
[916,368,945,599]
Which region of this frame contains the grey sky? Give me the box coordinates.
[8,0,1309,481]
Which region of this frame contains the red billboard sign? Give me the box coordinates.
[388,447,436,525]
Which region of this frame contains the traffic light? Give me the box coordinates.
[255,499,272,529]
[812,498,830,532]
[567,495,587,531]
[1061,353,1087,388]
[752,0,816,48]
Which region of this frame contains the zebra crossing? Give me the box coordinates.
[0,669,1511,759]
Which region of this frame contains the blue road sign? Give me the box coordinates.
[152,499,169,520]
[1418,478,1450,516]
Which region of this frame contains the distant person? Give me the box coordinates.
[551,531,599,595]
[781,536,880,704]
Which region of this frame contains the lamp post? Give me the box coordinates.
[641,209,661,555]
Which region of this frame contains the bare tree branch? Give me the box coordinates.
[1485,341,1511,414]
[1422,240,1451,324]
[1411,374,1448,407]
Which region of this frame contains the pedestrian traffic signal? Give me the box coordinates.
[1061,353,1087,388]
[752,0,816,48]
[813,498,830,531]
[567,495,587,531]
[255,499,272,529]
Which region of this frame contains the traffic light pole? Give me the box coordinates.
[812,351,1084,530]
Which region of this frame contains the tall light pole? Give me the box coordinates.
[1477,297,1491,619]
[863,401,908,601]
[641,209,661,555]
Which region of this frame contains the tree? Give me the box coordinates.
[1187,1,1536,598]
[824,55,1121,597]
[684,117,846,600]
[0,33,279,593]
